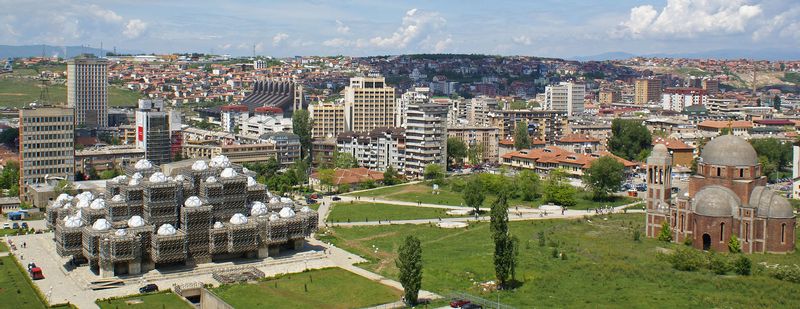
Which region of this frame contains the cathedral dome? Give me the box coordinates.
[750,186,795,219]
[692,185,741,217]
[699,135,758,167]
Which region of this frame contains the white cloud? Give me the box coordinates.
[322,38,352,47]
[753,7,800,41]
[335,20,350,34]
[123,19,147,38]
[369,8,447,48]
[433,36,452,53]
[273,33,289,46]
[512,35,533,45]
[219,43,232,50]
[617,0,762,38]
[88,4,123,23]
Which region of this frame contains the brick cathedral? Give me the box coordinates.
[645,135,796,253]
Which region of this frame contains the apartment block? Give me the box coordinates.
[634,78,662,105]
[336,127,405,172]
[309,101,346,139]
[447,126,500,163]
[404,103,448,178]
[344,76,396,133]
[598,90,621,104]
[18,106,75,201]
[395,87,430,128]
[67,54,108,128]
[661,88,708,112]
[545,82,585,116]
[489,110,568,143]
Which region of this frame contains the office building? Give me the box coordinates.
[67,55,108,128]
[135,99,180,165]
[545,82,585,117]
[309,101,346,139]
[344,76,396,133]
[634,78,662,105]
[240,107,292,136]
[702,78,720,95]
[404,103,448,178]
[18,106,75,201]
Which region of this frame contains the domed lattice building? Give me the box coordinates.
[645,135,796,253]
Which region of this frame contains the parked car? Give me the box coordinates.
[450,299,471,308]
[27,262,36,271]
[2,223,9,229]
[635,183,647,192]
[12,222,19,229]
[306,198,317,204]
[331,196,342,201]
[20,222,28,229]
[139,284,159,293]
[28,264,44,280]
[461,304,483,309]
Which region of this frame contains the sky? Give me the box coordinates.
[0,0,798,58]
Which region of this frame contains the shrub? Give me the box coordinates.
[537,231,546,247]
[633,229,641,242]
[728,235,741,253]
[560,252,568,260]
[657,220,672,242]
[733,255,752,276]
[770,265,800,283]
[551,247,559,258]
[668,247,706,271]
[708,253,731,275]
[683,237,693,246]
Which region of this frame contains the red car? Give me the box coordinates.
[450,299,471,308]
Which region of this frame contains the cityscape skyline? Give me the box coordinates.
[1,0,799,59]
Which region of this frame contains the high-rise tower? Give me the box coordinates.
[67,54,108,128]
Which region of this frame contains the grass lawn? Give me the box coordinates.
[319,214,800,308]
[327,202,462,222]
[96,292,192,309]
[0,77,142,107]
[0,256,47,309]
[349,182,637,210]
[212,267,401,309]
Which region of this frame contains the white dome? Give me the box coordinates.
[114,229,127,236]
[128,178,141,186]
[127,216,145,228]
[266,191,273,198]
[111,194,124,202]
[247,176,258,187]
[242,167,251,173]
[50,200,63,209]
[132,172,143,180]
[92,219,111,231]
[250,202,268,216]
[76,198,91,209]
[213,221,224,229]
[135,159,153,170]
[157,224,177,236]
[56,193,73,202]
[205,176,217,183]
[300,206,311,213]
[149,172,168,183]
[269,213,280,221]
[279,207,295,218]
[269,196,281,204]
[76,191,94,202]
[280,197,292,203]
[184,196,202,207]
[209,155,231,168]
[229,213,248,225]
[89,199,106,210]
[220,168,237,178]
[174,175,185,182]
[64,215,83,228]
[191,160,209,171]
[111,175,128,183]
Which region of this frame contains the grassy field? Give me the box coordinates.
[96,292,192,309]
[0,78,142,108]
[327,202,462,222]
[0,256,48,309]
[319,214,800,308]
[212,267,402,309]
[349,182,637,210]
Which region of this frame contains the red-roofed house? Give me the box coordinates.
[697,120,752,136]
[555,134,602,154]
[309,167,385,191]
[500,146,636,178]
[652,137,695,167]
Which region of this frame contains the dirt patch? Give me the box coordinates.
[125,299,144,305]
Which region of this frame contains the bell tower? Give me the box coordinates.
[645,144,672,238]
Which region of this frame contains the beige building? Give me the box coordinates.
[309,101,346,139]
[634,78,662,105]
[67,54,108,128]
[489,110,568,143]
[182,141,277,165]
[18,106,75,201]
[598,90,621,104]
[344,76,396,133]
[448,126,500,163]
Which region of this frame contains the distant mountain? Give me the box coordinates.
[0,44,140,59]
[571,49,800,62]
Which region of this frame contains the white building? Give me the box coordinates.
[336,128,406,172]
[661,88,708,112]
[544,82,585,117]
[135,99,179,165]
[396,87,430,128]
[67,54,108,128]
[220,105,250,133]
[404,103,448,178]
[240,112,293,136]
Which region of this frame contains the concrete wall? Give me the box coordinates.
[200,288,234,309]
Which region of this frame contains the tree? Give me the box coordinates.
[99,169,121,180]
[292,109,312,162]
[54,179,75,196]
[607,119,652,161]
[657,220,672,242]
[468,143,484,165]
[751,138,791,180]
[773,94,782,111]
[513,121,531,150]
[0,127,18,147]
[446,137,467,167]
[317,168,335,191]
[463,177,485,214]
[332,151,358,169]
[423,164,444,183]
[720,127,732,135]
[174,151,183,162]
[383,166,400,185]
[729,235,742,253]
[515,170,541,201]
[583,156,625,200]
[490,189,518,288]
[542,169,577,207]
[396,235,423,306]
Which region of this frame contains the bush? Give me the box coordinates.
[537,231,546,247]
[657,220,672,242]
[709,253,731,275]
[551,247,559,258]
[770,264,800,283]
[683,237,693,246]
[668,247,706,271]
[450,178,466,192]
[728,235,741,253]
[633,229,641,242]
[733,255,752,276]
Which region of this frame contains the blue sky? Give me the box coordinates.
[0,0,798,57]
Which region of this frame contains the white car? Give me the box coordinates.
[2,223,10,229]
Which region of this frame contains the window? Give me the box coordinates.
[716,167,721,177]
[745,223,750,242]
[782,223,786,244]
[739,169,744,178]
[720,223,725,242]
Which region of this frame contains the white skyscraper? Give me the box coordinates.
[67,54,108,128]
[545,82,585,117]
